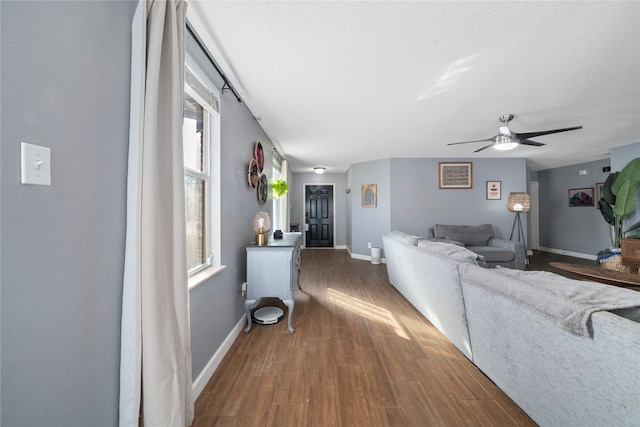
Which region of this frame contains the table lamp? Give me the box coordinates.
[252,211,271,246]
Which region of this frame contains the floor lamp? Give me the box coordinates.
[508,192,530,261]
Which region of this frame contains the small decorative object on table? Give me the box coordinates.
[597,248,627,272]
[252,211,271,246]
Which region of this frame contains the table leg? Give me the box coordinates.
[244,299,256,333]
[283,299,295,334]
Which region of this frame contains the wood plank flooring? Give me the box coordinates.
[193,249,537,427]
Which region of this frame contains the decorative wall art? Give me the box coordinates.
[439,162,472,189]
[486,181,501,200]
[569,187,594,207]
[247,158,259,188]
[254,141,264,173]
[258,174,268,205]
[595,182,605,209]
[247,141,268,205]
[361,184,377,208]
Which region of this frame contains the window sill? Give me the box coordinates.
[188,264,226,290]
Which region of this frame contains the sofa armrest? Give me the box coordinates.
[488,238,526,270]
[427,237,465,247]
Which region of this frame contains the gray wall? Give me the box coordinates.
[290,172,348,247]
[349,159,393,256]
[0,2,278,424]
[1,2,136,425]
[537,158,612,254]
[345,157,527,257]
[185,31,277,381]
[390,158,527,240]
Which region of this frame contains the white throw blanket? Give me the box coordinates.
[460,265,640,337]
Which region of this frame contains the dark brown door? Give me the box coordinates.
[305,185,333,247]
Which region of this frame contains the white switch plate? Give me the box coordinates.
[21,142,51,186]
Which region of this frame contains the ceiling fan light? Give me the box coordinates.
[493,135,518,151]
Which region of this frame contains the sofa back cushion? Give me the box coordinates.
[388,230,421,246]
[434,224,494,246]
[418,240,488,267]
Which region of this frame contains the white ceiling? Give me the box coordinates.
[187,1,640,173]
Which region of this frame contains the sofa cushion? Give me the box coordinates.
[388,230,420,245]
[435,224,494,246]
[418,240,487,267]
[466,246,515,263]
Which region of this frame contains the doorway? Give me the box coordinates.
[305,184,334,247]
[530,182,539,252]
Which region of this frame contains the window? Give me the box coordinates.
[183,64,223,287]
[272,153,283,231]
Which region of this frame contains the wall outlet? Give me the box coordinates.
[368,242,372,249]
[241,282,247,296]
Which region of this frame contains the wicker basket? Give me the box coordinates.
[600,255,629,272]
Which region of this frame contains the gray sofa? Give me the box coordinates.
[382,230,640,427]
[428,223,526,270]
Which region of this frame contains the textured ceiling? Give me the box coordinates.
[187,1,640,172]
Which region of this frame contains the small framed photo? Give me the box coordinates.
[569,187,594,207]
[438,162,472,189]
[361,184,377,208]
[486,181,501,200]
[595,182,605,209]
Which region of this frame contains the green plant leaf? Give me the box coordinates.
[611,157,640,195]
[602,172,618,205]
[271,178,289,198]
[624,219,640,234]
[612,180,638,219]
[599,200,615,225]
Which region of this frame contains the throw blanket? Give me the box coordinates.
[460,264,640,337]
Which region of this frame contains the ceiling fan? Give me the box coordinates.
[448,114,583,153]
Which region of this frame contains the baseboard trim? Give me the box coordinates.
[350,252,387,264]
[536,247,597,261]
[192,315,246,400]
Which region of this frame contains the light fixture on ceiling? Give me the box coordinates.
[492,134,519,151]
[314,167,326,174]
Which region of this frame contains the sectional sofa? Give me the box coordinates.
[382,230,640,427]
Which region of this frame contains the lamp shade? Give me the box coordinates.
[252,211,271,233]
[507,192,531,212]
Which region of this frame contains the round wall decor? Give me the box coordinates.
[257,174,268,205]
[254,141,264,173]
[248,158,259,188]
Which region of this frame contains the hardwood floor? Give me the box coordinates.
[193,249,538,427]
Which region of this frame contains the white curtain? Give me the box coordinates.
[120,1,193,426]
[281,159,290,231]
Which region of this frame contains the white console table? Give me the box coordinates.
[245,232,302,333]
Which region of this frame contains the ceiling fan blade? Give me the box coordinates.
[518,139,545,147]
[474,144,494,153]
[447,138,493,146]
[515,126,582,139]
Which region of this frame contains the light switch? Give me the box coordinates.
[21,142,51,186]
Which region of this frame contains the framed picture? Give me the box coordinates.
[486,181,501,200]
[361,184,377,208]
[595,182,605,209]
[569,187,594,207]
[439,162,472,189]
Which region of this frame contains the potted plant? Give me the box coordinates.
[271,178,289,199]
[598,157,640,248]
